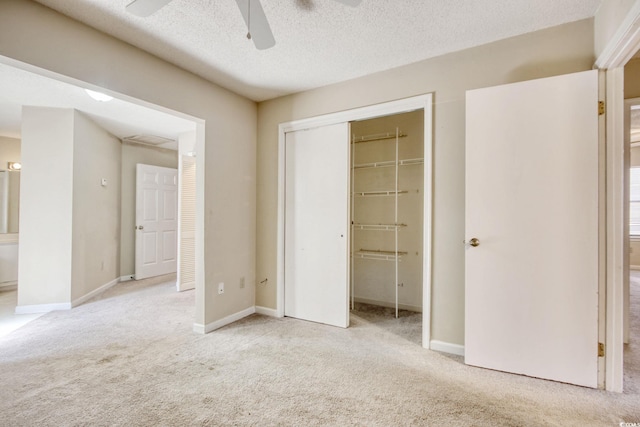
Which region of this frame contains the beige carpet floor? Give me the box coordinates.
[625,271,640,394]
[0,275,639,426]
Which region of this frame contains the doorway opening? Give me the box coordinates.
[0,57,203,328]
[624,91,640,393]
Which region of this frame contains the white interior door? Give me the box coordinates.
[465,70,600,388]
[135,164,178,280]
[285,122,350,328]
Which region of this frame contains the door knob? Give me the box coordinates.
[137,225,144,230]
[469,238,480,247]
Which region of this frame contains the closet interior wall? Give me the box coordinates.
[350,110,424,314]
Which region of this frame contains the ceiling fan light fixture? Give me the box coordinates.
[126,0,173,17]
[235,0,275,50]
[127,0,364,51]
[247,0,251,39]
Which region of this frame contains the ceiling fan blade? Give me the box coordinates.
[332,0,362,6]
[126,0,174,17]
[235,0,276,50]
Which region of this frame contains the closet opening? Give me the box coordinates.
[349,110,424,344]
[277,93,433,349]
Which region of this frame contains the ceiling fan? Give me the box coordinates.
[125,0,362,50]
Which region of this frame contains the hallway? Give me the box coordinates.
[626,271,640,393]
[0,287,43,339]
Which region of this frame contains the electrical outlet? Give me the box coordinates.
[218,282,224,295]
[240,277,245,289]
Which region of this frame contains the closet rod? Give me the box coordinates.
[355,249,408,255]
[353,223,407,231]
[352,131,407,144]
[353,190,409,197]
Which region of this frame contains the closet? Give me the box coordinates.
[350,110,424,317]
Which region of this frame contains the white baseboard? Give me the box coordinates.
[120,275,135,282]
[15,302,72,314]
[14,277,119,314]
[177,281,195,292]
[353,297,422,313]
[72,277,120,308]
[193,306,256,334]
[631,265,640,271]
[0,281,17,290]
[430,340,465,356]
[255,306,278,317]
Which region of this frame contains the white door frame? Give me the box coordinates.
[595,1,640,393]
[276,94,433,348]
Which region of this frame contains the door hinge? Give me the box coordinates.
[598,342,605,357]
[598,101,605,116]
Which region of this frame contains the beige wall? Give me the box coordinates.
[19,107,121,306]
[0,136,21,233]
[19,107,75,306]
[256,19,595,346]
[71,112,121,301]
[625,58,640,98]
[0,0,257,326]
[0,136,22,283]
[0,136,21,167]
[120,143,178,277]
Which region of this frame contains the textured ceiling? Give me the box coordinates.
[33,0,603,102]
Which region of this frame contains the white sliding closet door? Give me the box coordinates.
[284,122,350,328]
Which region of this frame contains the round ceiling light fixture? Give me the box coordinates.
[85,89,114,102]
